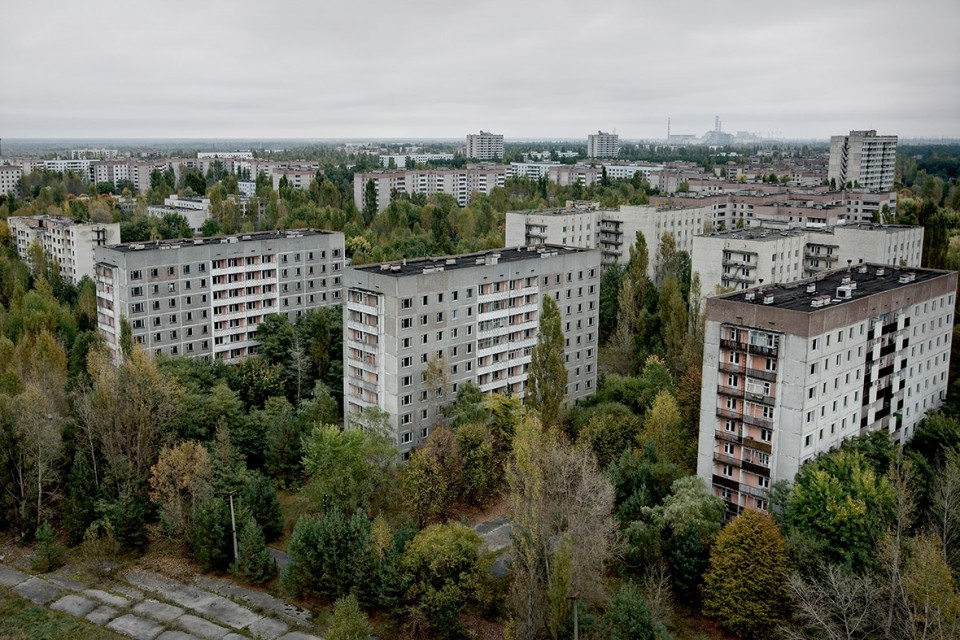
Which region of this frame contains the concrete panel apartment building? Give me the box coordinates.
[94,230,345,362]
[465,131,504,160]
[586,131,620,158]
[505,202,711,279]
[828,129,897,191]
[353,165,508,213]
[698,264,957,518]
[8,215,121,285]
[691,223,923,296]
[343,246,601,455]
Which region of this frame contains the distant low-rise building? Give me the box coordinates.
[8,215,120,285]
[378,153,454,168]
[0,164,23,195]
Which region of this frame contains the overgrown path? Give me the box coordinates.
[0,563,323,640]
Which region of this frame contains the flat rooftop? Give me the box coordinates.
[106,229,338,253]
[352,245,595,277]
[700,222,920,241]
[716,263,950,313]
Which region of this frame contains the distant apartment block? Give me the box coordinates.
[505,202,711,277]
[378,153,454,168]
[691,223,923,295]
[71,149,118,160]
[147,196,212,235]
[828,130,897,191]
[587,131,619,158]
[94,230,345,362]
[272,168,318,191]
[698,264,957,517]
[0,164,22,194]
[353,165,508,212]
[197,151,254,160]
[510,162,559,180]
[466,131,504,160]
[343,246,601,455]
[8,215,120,285]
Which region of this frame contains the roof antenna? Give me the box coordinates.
[847,259,852,272]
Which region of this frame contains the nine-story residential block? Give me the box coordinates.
[697,264,957,519]
[8,215,120,285]
[94,229,345,362]
[343,246,602,455]
[828,129,897,191]
[587,131,619,158]
[466,131,504,160]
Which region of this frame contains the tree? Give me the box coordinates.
[327,594,373,640]
[578,402,642,468]
[32,522,65,572]
[600,581,667,640]
[402,427,463,525]
[148,440,212,538]
[240,472,284,543]
[61,451,99,546]
[641,391,693,471]
[401,521,492,638]
[363,179,378,223]
[702,509,790,639]
[280,509,373,600]
[301,424,397,515]
[190,496,234,572]
[230,514,277,584]
[657,276,689,377]
[528,295,567,428]
[507,416,618,639]
[780,449,894,569]
[599,263,624,344]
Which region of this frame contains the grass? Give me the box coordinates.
[0,587,123,640]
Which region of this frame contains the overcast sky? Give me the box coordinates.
[1,0,958,141]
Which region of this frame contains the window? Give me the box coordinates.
[401,318,412,329]
[401,297,412,309]
[401,356,412,368]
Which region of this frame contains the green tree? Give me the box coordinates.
[703,509,790,639]
[779,449,894,569]
[363,179,378,224]
[190,496,233,572]
[301,424,397,514]
[61,451,99,546]
[230,514,276,584]
[657,275,689,377]
[402,427,463,525]
[280,509,373,600]
[598,263,624,344]
[401,521,492,638]
[528,295,567,428]
[326,594,373,640]
[31,522,65,572]
[240,472,284,542]
[600,581,668,640]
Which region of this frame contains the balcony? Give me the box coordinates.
[741,459,771,477]
[718,385,743,398]
[714,452,741,467]
[715,429,740,445]
[746,391,775,407]
[720,338,746,352]
[747,367,778,382]
[742,436,772,454]
[712,474,739,491]
[716,407,739,420]
[748,342,779,358]
[719,361,745,375]
[741,414,773,429]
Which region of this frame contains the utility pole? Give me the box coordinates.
[567,593,580,640]
[226,491,238,561]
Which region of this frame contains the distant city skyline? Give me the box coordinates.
[1,0,958,140]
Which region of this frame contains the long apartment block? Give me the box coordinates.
[691,222,923,297]
[344,246,602,455]
[353,164,508,212]
[697,264,957,518]
[94,230,345,361]
[9,215,120,285]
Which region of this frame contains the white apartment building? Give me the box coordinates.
[505,202,713,278]
[43,158,92,176]
[91,161,132,187]
[510,162,560,180]
[691,223,924,296]
[378,153,454,168]
[698,264,957,517]
[197,151,254,160]
[8,215,121,285]
[343,246,601,455]
[71,149,118,160]
[549,165,602,187]
[0,164,22,194]
[273,168,318,191]
[94,230,345,362]
[353,165,508,212]
[828,130,897,191]
[587,131,619,158]
[146,196,212,235]
[466,131,504,160]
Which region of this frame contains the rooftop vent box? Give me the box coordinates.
[445,258,457,265]
[745,292,756,301]
[806,283,817,293]
[836,286,853,299]
[763,294,775,305]
[811,295,831,308]
[876,267,886,276]
[858,265,869,273]
[898,273,915,284]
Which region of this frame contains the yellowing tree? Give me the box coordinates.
[703,509,791,639]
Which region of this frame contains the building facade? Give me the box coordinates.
[8,215,120,285]
[691,223,924,296]
[378,153,454,168]
[828,130,897,191]
[353,165,508,212]
[697,265,957,518]
[0,164,22,194]
[94,230,345,362]
[343,246,601,455]
[587,131,619,158]
[466,131,504,160]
